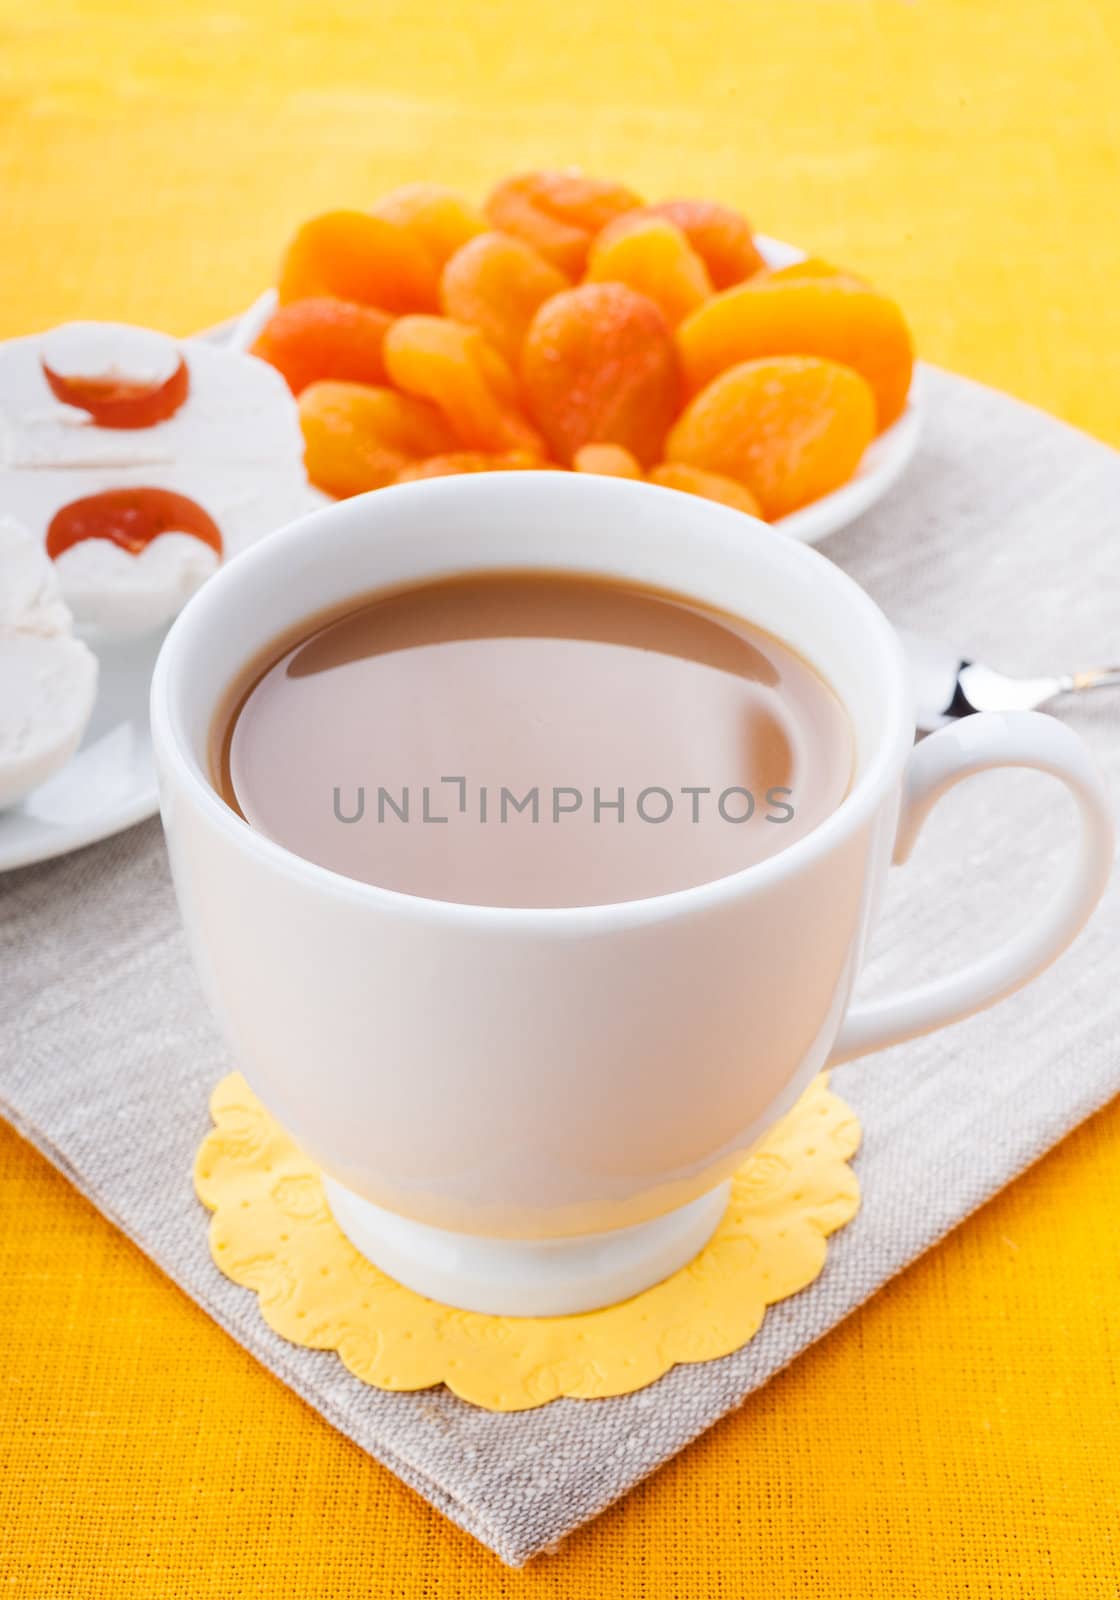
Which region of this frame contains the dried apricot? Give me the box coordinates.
[277,210,439,313]
[440,232,568,364]
[520,283,679,467]
[394,450,541,482]
[764,257,850,282]
[585,218,711,329]
[665,356,875,520]
[250,298,392,395]
[298,381,457,498]
[572,443,643,478]
[677,276,913,429]
[648,462,762,516]
[371,184,487,270]
[599,199,764,290]
[484,171,642,277]
[383,315,543,453]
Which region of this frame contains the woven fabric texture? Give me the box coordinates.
[194,1073,860,1409]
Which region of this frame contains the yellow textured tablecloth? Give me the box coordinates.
[2,1,1119,1592]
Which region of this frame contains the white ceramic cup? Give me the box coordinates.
[151,472,1113,1316]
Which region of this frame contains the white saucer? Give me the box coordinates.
[0,239,920,873]
[0,627,164,870]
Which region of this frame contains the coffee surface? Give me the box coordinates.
[215,572,854,907]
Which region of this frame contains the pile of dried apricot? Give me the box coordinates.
[252,173,914,521]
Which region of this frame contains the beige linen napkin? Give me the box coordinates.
[2,366,1118,1565]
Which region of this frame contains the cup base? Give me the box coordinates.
[321,1178,732,1317]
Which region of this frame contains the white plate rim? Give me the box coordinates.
[2,778,162,872]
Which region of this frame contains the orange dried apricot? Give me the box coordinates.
[677,275,914,430]
[484,171,642,277]
[250,298,392,395]
[520,283,679,467]
[394,450,541,482]
[665,356,875,520]
[277,210,439,313]
[298,381,457,498]
[371,184,487,270]
[440,232,569,364]
[599,199,764,290]
[648,462,762,516]
[572,443,643,478]
[585,218,711,329]
[383,315,543,453]
[764,257,850,282]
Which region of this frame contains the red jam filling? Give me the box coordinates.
[41,355,190,429]
[46,488,223,559]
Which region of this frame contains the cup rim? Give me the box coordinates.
[151,472,915,930]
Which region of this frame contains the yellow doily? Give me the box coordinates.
[194,1072,860,1411]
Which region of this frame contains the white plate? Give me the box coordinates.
[0,239,920,872]
[0,626,165,869]
[227,240,921,551]
[0,321,315,873]
[227,244,921,553]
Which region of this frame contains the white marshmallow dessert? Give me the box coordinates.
[0,322,316,635]
[0,517,98,809]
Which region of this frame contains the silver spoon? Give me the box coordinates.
[897,627,1120,733]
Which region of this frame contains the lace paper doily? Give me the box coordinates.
[195,1071,860,1411]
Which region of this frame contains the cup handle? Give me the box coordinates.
[828,710,1114,1065]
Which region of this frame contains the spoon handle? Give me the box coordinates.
[1061,666,1120,695]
